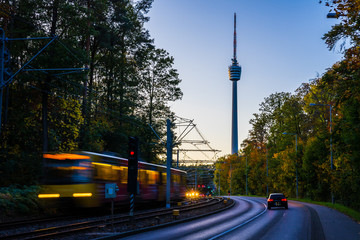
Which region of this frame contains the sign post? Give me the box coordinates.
[105,183,118,231]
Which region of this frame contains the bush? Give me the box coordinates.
[0,185,42,220]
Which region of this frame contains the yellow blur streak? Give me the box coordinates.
[55,166,88,170]
[92,162,112,167]
[111,166,126,170]
[38,194,60,198]
[73,193,92,197]
[43,153,90,160]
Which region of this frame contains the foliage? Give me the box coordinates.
[213,1,360,211]
[216,0,360,210]
[0,0,182,186]
[0,185,43,219]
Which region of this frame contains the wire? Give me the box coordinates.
[55,38,87,65]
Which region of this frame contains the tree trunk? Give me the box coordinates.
[42,0,58,153]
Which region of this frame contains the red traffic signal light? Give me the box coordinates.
[130,151,135,156]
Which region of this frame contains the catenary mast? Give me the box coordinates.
[228,13,242,155]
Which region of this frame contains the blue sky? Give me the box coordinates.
[145,0,342,158]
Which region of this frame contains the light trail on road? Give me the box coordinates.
[117,196,360,240]
[208,198,267,240]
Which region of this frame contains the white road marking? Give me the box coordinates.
[208,197,267,240]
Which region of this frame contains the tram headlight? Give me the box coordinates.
[38,193,60,198]
[73,193,92,197]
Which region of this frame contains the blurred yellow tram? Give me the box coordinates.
[38,152,187,208]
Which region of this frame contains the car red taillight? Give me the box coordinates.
[268,199,273,202]
[281,198,287,201]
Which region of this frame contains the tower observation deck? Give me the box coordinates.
[228,13,242,155]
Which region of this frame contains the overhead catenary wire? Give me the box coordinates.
[0,3,173,151]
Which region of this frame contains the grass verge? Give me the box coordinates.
[237,194,360,223]
[288,198,360,223]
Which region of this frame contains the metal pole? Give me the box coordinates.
[266,146,268,197]
[111,198,115,230]
[330,106,334,204]
[177,149,179,168]
[129,193,134,216]
[295,134,298,199]
[330,106,333,170]
[218,171,220,196]
[195,169,197,191]
[245,156,248,196]
[0,28,5,135]
[230,161,232,196]
[166,119,172,208]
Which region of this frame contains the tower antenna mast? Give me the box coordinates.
[233,13,237,61]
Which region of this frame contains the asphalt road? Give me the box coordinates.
[120,196,360,240]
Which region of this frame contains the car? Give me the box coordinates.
[267,193,288,210]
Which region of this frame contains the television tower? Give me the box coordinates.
[228,13,242,155]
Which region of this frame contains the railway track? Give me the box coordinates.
[0,197,233,239]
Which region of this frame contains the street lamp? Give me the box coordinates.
[309,103,334,204]
[283,132,298,199]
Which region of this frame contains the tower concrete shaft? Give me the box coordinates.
[228,13,242,155]
[231,81,238,155]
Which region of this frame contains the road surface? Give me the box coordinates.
[119,196,360,240]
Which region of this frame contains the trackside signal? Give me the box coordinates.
[127,137,139,194]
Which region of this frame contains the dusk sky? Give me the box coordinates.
[145,0,343,159]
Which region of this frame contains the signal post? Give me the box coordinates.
[127,137,139,216]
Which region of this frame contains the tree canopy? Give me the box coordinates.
[0,0,182,185]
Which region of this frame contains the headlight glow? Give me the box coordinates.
[38,194,60,198]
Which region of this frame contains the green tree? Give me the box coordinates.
[0,0,185,186]
[137,48,182,162]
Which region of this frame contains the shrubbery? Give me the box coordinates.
[0,185,42,220]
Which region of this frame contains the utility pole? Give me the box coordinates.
[245,155,248,195]
[230,160,232,195]
[195,168,197,191]
[177,149,179,168]
[266,146,268,197]
[218,171,221,196]
[0,28,5,135]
